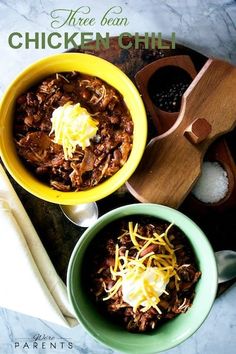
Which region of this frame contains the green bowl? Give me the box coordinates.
[67,204,218,354]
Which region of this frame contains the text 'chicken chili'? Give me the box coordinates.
[14,72,133,191]
[85,217,201,332]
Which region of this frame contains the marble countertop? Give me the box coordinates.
[0,0,236,353]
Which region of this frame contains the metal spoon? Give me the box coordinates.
[60,202,98,228]
[215,250,236,284]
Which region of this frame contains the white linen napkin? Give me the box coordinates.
[0,164,78,327]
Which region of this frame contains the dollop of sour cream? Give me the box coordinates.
[50,102,98,159]
[122,267,168,310]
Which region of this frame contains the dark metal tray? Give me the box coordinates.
[7,37,236,295]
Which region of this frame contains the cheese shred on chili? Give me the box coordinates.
[103,222,179,313]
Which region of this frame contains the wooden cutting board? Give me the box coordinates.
[127,59,236,208]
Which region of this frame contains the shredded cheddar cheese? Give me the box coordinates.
[50,102,98,159]
[103,222,179,314]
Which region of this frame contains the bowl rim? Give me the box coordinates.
[0,53,147,204]
[67,203,218,354]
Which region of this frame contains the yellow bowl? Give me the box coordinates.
[0,53,147,204]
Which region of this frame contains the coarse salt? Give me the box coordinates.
[192,161,229,204]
